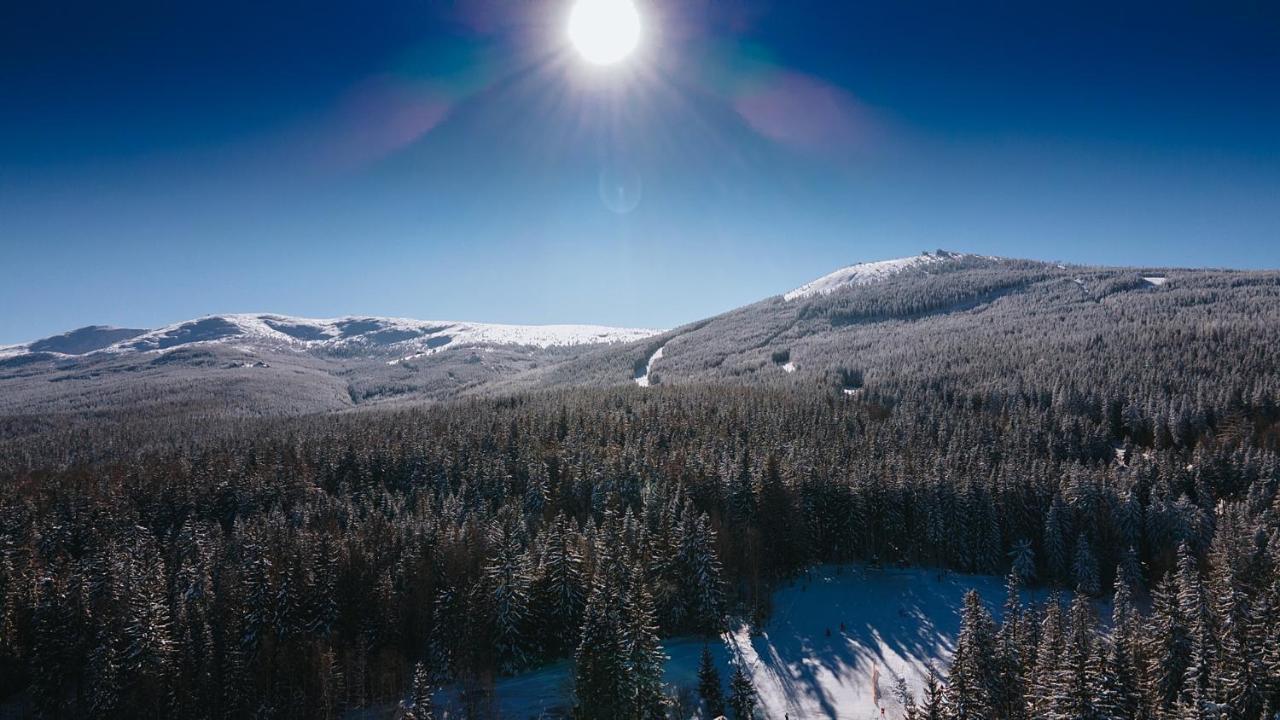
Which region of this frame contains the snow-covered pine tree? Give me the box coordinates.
[1044,495,1070,585]
[946,589,997,718]
[1028,593,1065,717]
[678,510,726,635]
[698,644,726,717]
[87,626,121,718]
[623,561,668,720]
[531,513,585,659]
[920,663,946,720]
[405,661,435,720]
[1145,575,1190,716]
[728,659,757,720]
[1096,569,1141,720]
[573,552,628,718]
[1175,542,1215,718]
[30,576,72,718]
[1047,594,1099,720]
[1073,534,1101,596]
[121,529,175,716]
[994,572,1028,720]
[483,534,532,673]
[1010,539,1036,586]
[1204,512,1268,719]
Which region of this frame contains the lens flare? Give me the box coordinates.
[598,162,643,214]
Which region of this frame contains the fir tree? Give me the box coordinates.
[946,590,997,718]
[698,644,726,717]
[728,660,757,720]
[920,664,946,720]
[623,563,668,720]
[484,534,532,673]
[1073,534,1101,596]
[406,661,435,720]
[573,557,628,718]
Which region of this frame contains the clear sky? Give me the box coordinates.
[2,0,1278,343]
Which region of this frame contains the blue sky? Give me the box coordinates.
[1,0,1278,343]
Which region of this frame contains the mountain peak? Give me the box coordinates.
[783,250,991,301]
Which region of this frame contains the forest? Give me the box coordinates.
[2,347,1279,718]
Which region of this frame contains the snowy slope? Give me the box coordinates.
[634,345,665,387]
[423,565,1038,719]
[6,313,661,360]
[784,252,964,301]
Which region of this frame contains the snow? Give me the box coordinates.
[421,565,1040,719]
[843,387,862,397]
[635,345,665,387]
[785,253,959,301]
[1143,276,1168,287]
[10,313,661,359]
[782,362,796,373]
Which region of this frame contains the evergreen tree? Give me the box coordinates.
[1145,575,1190,716]
[531,513,586,659]
[1097,571,1142,720]
[920,664,946,720]
[484,534,532,673]
[946,590,996,718]
[698,644,726,717]
[1175,543,1214,718]
[1047,594,1100,720]
[573,557,628,718]
[1029,594,1066,717]
[1073,534,1101,596]
[406,661,435,720]
[728,660,757,720]
[623,563,668,720]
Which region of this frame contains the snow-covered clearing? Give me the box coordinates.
[1142,276,1167,287]
[635,345,665,387]
[420,565,1034,719]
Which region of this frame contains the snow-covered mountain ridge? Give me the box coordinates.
[3,313,661,360]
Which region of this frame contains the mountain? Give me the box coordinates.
[4,250,1279,429]
[515,250,1280,404]
[1,313,656,360]
[0,314,659,424]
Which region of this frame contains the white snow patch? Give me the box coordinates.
[76,313,662,358]
[1143,276,1168,287]
[785,253,963,301]
[635,345,665,387]
[782,361,796,373]
[423,565,1051,719]
[843,387,862,397]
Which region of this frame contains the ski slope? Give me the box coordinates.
[635,345,665,387]
[423,565,1033,719]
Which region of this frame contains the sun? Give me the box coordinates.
[567,0,642,66]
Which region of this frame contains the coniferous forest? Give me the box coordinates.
[2,365,1280,717]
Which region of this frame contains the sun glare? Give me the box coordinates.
[567,0,641,66]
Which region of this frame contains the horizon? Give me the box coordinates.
[3,246,1273,344]
[3,0,1278,344]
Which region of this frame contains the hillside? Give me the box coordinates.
[4,250,1280,437]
